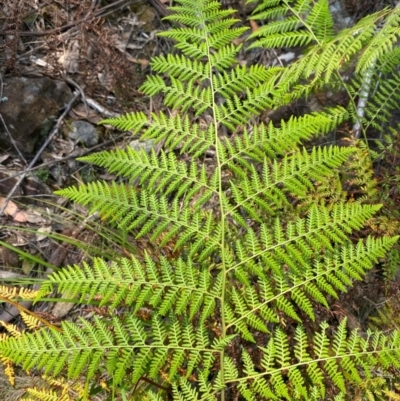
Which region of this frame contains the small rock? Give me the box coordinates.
[52,295,76,319]
[330,1,353,30]
[69,120,99,147]
[0,77,72,154]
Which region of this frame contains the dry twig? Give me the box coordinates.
[0,90,80,217]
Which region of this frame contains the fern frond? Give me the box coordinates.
[56,184,221,258]
[0,356,15,387]
[236,320,400,400]
[79,148,217,208]
[165,1,236,26]
[151,54,207,81]
[356,7,400,74]
[21,311,42,331]
[249,0,333,47]
[250,30,315,49]
[0,322,21,338]
[0,315,219,387]
[22,374,86,401]
[306,0,335,42]
[101,112,214,156]
[250,2,399,108]
[282,14,377,84]
[347,47,400,134]
[227,228,397,340]
[23,387,71,401]
[100,111,147,132]
[213,65,281,99]
[0,285,39,301]
[38,256,220,323]
[4,0,399,399]
[226,146,356,221]
[222,107,348,165]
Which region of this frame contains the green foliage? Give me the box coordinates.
[1,0,400,400]
[249,0,335,47]
[249,0,400,128]
[34,168,50,183]
[348,47,400,134]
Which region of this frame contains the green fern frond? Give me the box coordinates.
[80,148,216,208]
[0,315,219,387]
[38,256,219,322]
[226,146,357,219]
[347,47,400,134]
[3,0,400,399]
[228,235,398,338]
[280,15,377,84]
[306,0,335,42]
[213,65,282,99]
[56,183,221,255]
[100,111,147,132]
[248,0,333,47]
[250,2,399,109]
[151,54,207,81]
[250,30,315,49]
[221,107,348,164]
[356,7,400,74]
[237,320,400,400]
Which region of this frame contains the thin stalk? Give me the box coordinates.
[352,61,376,140]
[203,10,227,401]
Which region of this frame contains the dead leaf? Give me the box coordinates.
[250,20,259,32]
[232,37,245,45]
[0,198,27,222]
[98,173,117,180]
[36,226,52,242]
[24,211,47,224]
[0,155,10,164]
[52,295,75,319]
[122,53,150,69]
[11,211,26,223]
[58,39,80,73]
[71,104,99,120]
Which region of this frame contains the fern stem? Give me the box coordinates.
[352,61,376,140]
[284,0,320,44]
[202,9,228,401]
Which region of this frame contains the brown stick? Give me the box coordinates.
[0,90,80,217]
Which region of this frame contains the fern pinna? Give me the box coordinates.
[1,1,400,400]
[249,0,400,134]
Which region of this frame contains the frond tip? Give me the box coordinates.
[239,320,400,399]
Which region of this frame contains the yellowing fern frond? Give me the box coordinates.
[22,374,86,401]
[21,311,42,331]
[0,285,39,301]
[23,387,71,401]
[0,356,15,386]
[0,321,21,337]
